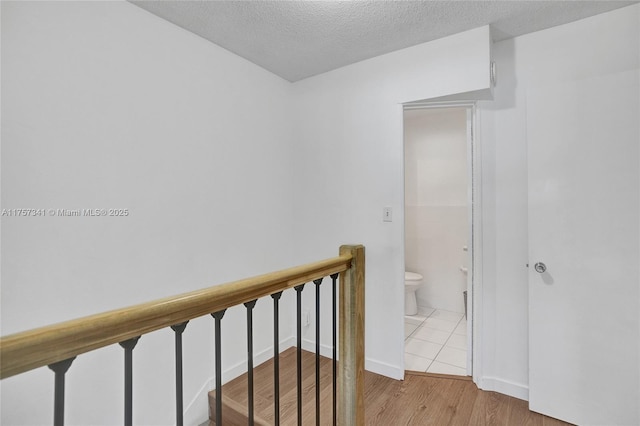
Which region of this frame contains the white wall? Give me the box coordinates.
[476,4,639,399]
[404,108,468,313]
[291,2,639,402]
[291,27,491,378]
[1,2,296,425]
[5,3,636,423]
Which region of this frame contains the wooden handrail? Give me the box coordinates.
[0,253,352,379]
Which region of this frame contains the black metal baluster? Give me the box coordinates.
[271,291,283,426]
[171,322,188,426]
[211,310,226,426]
[119,336,140,426]
[330,273,339,426]
[313,277,323,426]
[244,300,257,425]
[294,283,305,426]
[48,357,75,426]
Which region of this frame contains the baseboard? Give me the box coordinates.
[183,336,296,426]
[301,338,333,358]
[478,376,529,401]
[184,377,215,426]
[365,357,404,380]
[223,336,296,383]
[185,337,406,424]
[301,338,404,381]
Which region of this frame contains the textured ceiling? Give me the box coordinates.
[130,1,637,82]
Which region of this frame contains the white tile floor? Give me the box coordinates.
[404,307,468,376]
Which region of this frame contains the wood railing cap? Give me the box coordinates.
[0,253,353,379]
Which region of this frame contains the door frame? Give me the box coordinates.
[402,101,482,381]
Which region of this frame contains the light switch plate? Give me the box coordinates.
[383,207,392,222]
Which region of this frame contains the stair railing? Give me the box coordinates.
[0,244,365,426]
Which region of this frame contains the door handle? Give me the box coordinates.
[534,262,547,273]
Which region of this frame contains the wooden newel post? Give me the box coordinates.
[338,244,365,426]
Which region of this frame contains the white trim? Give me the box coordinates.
[301,338,333,358]
[401,102,482,383]
[399,103,407,375]
[303,338,404,380]
[222,336,296,383]
[471,107,484,387]
[466,107,474,375]
[302,338,404,379]
[365,357,404,380]
[183,377,215,426]
[478,376,529,401]
[403,101,477,110]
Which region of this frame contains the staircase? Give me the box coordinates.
[209,348,335,425]
[1,245,365,426]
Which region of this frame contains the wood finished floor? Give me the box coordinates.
[215,347,572,425]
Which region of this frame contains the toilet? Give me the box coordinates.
[404,271,423,315]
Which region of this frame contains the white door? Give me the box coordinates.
[527,70,639,425]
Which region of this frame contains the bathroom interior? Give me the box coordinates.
[403,106,470,376]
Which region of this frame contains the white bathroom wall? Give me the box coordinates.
[476,4,639,399]
[1,2,295,425]
[291,27,492,379]
[404,108,468,313]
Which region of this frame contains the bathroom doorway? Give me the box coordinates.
[403,105,475,376]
